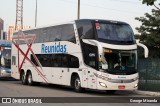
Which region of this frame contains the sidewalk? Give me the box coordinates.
[119,90,160,96]
[133,90,160,96]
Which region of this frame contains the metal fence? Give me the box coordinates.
[138,58,160,92]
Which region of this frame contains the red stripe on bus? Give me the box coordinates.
[12,35,49,83]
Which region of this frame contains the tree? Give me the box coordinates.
[135,0,160,58]
[142,0,160,10]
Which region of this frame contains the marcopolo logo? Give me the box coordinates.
[41,42,67,53]
[118,75,127,79]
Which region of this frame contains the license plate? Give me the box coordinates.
[118,85,125,89]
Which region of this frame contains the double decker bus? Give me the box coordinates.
[0,40,12,78]
[11,19,148,92]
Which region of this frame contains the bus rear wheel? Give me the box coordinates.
[21,72,27,85]
[73,75,84,92]
[27,72,34,86]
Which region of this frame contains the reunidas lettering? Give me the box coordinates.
[41,42,67,53]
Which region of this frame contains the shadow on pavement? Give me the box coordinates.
[0,77,18,81]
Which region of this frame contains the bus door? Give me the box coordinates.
[81,68,97,89]
[81,41,98,89]
[85,52,98,89]
[11,55,19,78]
[87,68,97,89]
[81,68,88,88]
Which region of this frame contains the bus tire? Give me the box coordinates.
[73,75,84,92]
[21,72,27,85]
[27,72,34,86]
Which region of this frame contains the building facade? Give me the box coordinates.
[0,18,3,31]
[8,25,31,40]
[0,18,4,40]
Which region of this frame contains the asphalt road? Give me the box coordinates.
[0,78,159,106]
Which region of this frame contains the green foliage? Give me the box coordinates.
[135,8,160,58]
[142,0,157,6]
[141,0,160,10]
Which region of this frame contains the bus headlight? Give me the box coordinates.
[2,70,6,73]
[94,73,110,81]
[99,82,107,88]
[134,83,138,88]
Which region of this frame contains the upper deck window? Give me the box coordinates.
[13,24,76,44]
[96,22,135,44]
[76,22,94,39]
[61,24,76,43]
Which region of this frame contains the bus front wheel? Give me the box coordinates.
[73,75,84,92]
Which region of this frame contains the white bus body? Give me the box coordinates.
[11,19,147,92]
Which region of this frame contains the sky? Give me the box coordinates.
[0,0,156,34]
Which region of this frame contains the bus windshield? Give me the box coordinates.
[96,22,135,44]
[100,49,137,75]
[0,48,11,68]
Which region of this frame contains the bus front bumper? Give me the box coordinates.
[97,80,138,90]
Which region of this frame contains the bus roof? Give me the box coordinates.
[14,20,75,33]
[75,19,129,25]
[13,19,129,34]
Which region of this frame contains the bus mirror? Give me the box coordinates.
[136,39,149,58]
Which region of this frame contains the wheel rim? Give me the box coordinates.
[22,74,25,83]
[75,78,80,90]
[28,74,32,84]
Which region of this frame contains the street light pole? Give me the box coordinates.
[35,0,37,27]
[77,0,80,19]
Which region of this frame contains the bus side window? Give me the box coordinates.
[56,55,62,67]
[39,29,44,43]
[61,55,68,67]
[48,27,54,42]
[50,54,58,67]
[12,56,16,65]
[69,55,79,68]
[53,25,62,41]
[61,24,76,43]
[35,29,40,43]
[42,29,50,42]
[81,42,98,70]
[77,22,94,39]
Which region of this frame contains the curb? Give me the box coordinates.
[118,90,160,96]
[133,90,160,96]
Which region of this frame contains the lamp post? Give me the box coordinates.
[35,0,37,27]
[77,0,80,19]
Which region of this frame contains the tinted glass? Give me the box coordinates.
[31,54,79,68]
[12,56,16,65]
[100,49,137,75]
[61,24,76,43]
[14,24,76,44]
[77,22,94,39]
[96,23,134,42]
[52,26,62,41]
[81,42,98,70]
[1,49,11,68]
